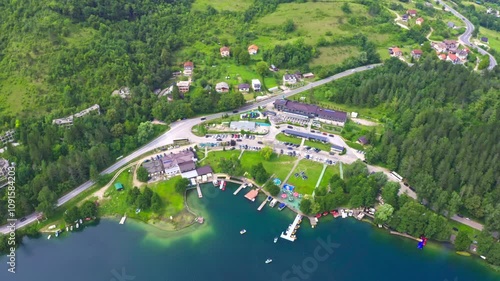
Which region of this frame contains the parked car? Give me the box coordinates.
[232,110,239,113]
[287,125,293,129]
[258,141,263,144]
[20,217,27,222]
[201,117,206,120]
[329,134,334,137]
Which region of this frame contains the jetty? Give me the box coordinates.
[257,199,267,211]
[119,214,127,224]
[280,214,302,242]
[196,183,203,198]
[233,183,247,195]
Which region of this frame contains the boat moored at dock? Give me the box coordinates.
[278,203,286,211]
[269,199,278,207]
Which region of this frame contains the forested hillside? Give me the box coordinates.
[318,58,500,232]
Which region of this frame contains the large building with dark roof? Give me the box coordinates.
[273,99,347,125]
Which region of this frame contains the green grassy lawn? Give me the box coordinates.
[149,177,185,217]
[304,140,332,152]
[239,151,296,181]
[311,46,361,66]
[198,150,241,172]
[449,219,482,239]
[99,171,186,221]
[286,160,325,195]
[319,164,340,188]
[478,27,500,52]
[258,2,370,45]
[276,133,302,145]
[192,0,253,11]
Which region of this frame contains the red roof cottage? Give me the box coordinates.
[220,46,230,57]
[411,49,423,59]
[416,18,424,25]
[391,47,402,57]
[447,53,460,64]
[407,10,417,17]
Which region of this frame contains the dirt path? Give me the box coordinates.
[390,10,410,30]
[426,27,434,41]
[90,162,137,200]
[351,118,378,126]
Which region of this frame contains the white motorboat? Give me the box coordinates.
[240,229,246,235]
[274,237,278,243]
[265,259,272,264]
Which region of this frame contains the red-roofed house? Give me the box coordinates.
[407,10,417,17]
[411,49,423,59]
[183,61,194,76]
[416,18,424,25]
[438,54,447,60]
[248,44,259,55]
[220,46,230,57]
[391,47,402,57]
[447,53,460,64]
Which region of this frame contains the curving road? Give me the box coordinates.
[437,0,497,70]
[1,62,485,234]
[0,64,381,234]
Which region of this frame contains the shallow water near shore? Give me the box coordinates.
[1,182,498,281]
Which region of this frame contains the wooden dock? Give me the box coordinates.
[233,184,247,195]
[257,199,267,211]
[196,184,203,198]
[280,214,302,242]
[119,214,127,224]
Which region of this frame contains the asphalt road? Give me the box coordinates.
[437,0,497,70]
[0,62,485,233]
[0,64,381,234]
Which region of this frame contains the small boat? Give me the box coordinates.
[70,226,73,231]
[221,181,226,191]
[267,196,273,202]
[47,235,51,240]
[348,210,353,217]
[265,259,272,264]
[480,255,487,260]
[240,229,247,235]
[274,237,278,243]
[213,180,219,187]
[76,223,79,229]
[278,203,286,211]
[79,219,83,224]
[55,231,59,238]
[219,180,225,190]
[269,199,278,207]
[66,226,69,232]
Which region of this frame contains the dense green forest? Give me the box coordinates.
[318,58,500,232]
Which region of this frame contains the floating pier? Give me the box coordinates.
[119,214,127,224]
[257,199,267,211]
[197,184,203,198]
[280,214,302,242]
[233,184,247,195]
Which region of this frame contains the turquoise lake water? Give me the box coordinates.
[1,183,498,281]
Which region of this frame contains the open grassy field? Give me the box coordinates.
[310,46,361,67]
[192,0,253,11]
[198,150,241,172]
[319,164,340,188]
[239,151,296,181]
[478,27,500,52]
[99,170,186,221]
[149,177,185,217]
[258,2,369,45]
[276,133,302,145]
[304,139,332,152]
[286,160,326,194]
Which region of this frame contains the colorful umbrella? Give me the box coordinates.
[293,192,299,197]
[281,193,287,199]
